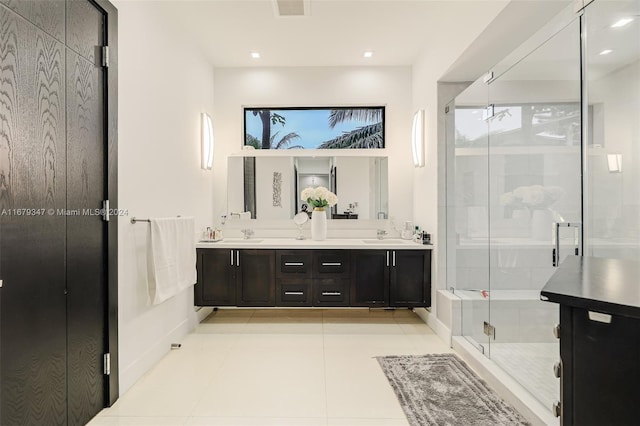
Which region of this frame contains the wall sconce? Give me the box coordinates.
[607,154,622,173]
[201,112,213,170]
[411,109,425,167]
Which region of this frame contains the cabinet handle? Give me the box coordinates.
[236,250,240,266]
[386,251,389,267]
[322,292,341,296]
[322,262,341,266]
[553,362,561,378]
[392,251,396,267]
[284,262,304,266]
[284,291,304,295]
[230,250,234,266]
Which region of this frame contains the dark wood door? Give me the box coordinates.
[0,5,68,425]
[65,2,108,423]
[0,1,113,424]
[350,250,389,307]
[196,249,236,306]
[236,250,276,306]
[390,250,431,307]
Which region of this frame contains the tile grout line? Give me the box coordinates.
[322,310,330,426]
[184,310,252,421]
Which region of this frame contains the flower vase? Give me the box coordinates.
[531,209,553,241]
[311,208,327,241]
[512,208,531,228]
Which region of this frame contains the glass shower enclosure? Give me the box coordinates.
[446,0,640,412]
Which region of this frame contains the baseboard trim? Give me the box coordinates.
[119,317,191,394]
[452,336,559,426]
[413,308,452,345]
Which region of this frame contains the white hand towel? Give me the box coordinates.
[148,217,196,305]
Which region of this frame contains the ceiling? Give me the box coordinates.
[155,0,513,68]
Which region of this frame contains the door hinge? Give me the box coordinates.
[103,353,111,375]
[101,46,110,68]
[483,321,496,339]
[483,71,494,83]
[102,200,110,222]
[482,104,495,121]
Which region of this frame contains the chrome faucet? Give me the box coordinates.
[241,228,254,239]
[376,229,387,240]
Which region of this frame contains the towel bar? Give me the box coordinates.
[131,216,181,224]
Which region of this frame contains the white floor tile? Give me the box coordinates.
[185,417,326,425]
[94,309,452,425]
[88,416,188,425]
[328,418,409,426]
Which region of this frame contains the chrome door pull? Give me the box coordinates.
[284,291,304,296]
[322,292,341,296]
[230,250,234,266]
[392,251,396,267]
[386,251,389,267]
[552,222,582,267]
[284,262,304,266]
[322,262,341,266]
[236,250,240,266]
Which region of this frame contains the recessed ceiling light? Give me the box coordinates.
[611,17,633,28]
[599,49,613,55]
[251,52,261,59]
[363,51,373,58]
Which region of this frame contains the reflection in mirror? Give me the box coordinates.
[227,156,388,220]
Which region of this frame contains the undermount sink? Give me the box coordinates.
[362,239,405,244]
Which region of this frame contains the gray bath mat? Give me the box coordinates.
[376,354,530,426]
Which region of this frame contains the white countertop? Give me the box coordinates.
[196,238,432,250]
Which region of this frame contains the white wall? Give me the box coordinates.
[212,67,414,227]
[115,1,215,394]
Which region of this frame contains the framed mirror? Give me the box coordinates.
[227,155,389,221]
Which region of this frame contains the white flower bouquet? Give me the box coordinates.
[500,185,564,209]
[301,186,338,210]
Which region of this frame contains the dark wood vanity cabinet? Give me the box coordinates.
[195,249,236,306]
[195,249,276,306]
[236,250,276,306]
[391,250,431,307]
[350,249,431,308]
[350,250,390,307]
[196,247,431,309]
[541,257,640,426]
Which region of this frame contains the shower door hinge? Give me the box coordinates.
[103,353,111,375]
[101,46,110,68]
[483,71,494,83]
[482,104,495,121]
[445,105,450,114]
[483,321,496,339]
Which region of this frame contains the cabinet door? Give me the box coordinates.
[350,250,389,307]
[390,250,431,307]
[196,249,236,306]
[276,279,312,307]
[313,279,350,307]
[237,250,276,306]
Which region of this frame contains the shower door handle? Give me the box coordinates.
[552,222,582,267]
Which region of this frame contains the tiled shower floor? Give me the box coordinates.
[490,342,559,411]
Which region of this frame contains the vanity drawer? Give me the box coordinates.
[276,279,312,307]
[313,279,350,306]
[313,251,350,277]
[276,250,312,278]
